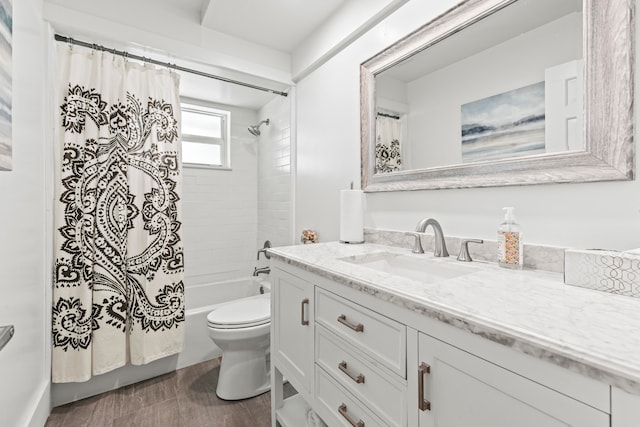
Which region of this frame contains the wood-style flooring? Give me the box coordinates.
[45,358,291,427]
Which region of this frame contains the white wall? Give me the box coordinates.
[296,0,640,251]
[258,95,293,249]
[0,0,51,426]
[182,104,259,287]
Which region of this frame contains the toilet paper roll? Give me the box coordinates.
[339,189,364,244]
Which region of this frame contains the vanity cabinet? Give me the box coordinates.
[270,258,633,427]
[416,333,609,427]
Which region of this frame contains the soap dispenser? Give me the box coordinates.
[498,207,523,270]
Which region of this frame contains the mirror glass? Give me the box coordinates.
[375,0,582,173]
[361,0,633,191]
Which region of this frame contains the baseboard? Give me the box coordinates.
[27,381,51,427]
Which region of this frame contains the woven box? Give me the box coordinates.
[564,249,640,298]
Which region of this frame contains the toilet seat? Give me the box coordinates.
[207,294,270,329]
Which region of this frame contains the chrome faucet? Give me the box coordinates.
[414,218,449,257]
[253,266,270,276]
[257,240,271,260]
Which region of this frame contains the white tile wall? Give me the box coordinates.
[258,96,293,250]
[181,105,259,287]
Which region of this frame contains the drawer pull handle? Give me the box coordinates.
[418,362,432,411]
[337,314,364,332]
[339,361,365,384]
[301,298,309,326]
[338,403,365,427]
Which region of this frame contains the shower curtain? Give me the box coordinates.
[52,44,185,383]
[375,115,402,173]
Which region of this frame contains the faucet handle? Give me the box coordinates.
[257,240,272,260]
[405,232,425,254]
[457,239,484,262]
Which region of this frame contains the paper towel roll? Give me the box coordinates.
[340,189,364,244]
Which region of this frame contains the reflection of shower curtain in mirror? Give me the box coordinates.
[52,44,185,382]
[375,116,402,173]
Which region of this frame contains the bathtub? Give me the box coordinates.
[52,276,270,407]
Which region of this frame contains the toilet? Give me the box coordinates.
[206,293,271,400]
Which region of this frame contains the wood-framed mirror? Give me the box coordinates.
[361,0,634,191]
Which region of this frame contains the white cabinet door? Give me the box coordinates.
[612,387,640,427]
[417,333,609,427]
[272,268,314,395]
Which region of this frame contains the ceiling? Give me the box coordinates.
[46,0,350,109]
[48,0,347,53]
[200,0,347,52]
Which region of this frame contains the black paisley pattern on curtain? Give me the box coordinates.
[375,115,402,173]
[52,44,184,383]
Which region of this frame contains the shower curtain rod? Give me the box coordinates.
[377,112,400,120]
[54,34,289,97]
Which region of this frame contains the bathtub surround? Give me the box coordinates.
[257,94,293,248]
[52,44,185,382]
[182,104,260,287]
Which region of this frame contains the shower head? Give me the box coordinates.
[248,119,270,136]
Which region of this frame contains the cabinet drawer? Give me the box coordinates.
[316,325,406,427]
[316,288,406,377]
[316,365,387,427]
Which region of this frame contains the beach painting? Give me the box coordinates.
[461,82,545,163]
[0,0,11,171]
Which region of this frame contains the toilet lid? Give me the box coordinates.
[207,294,270,329]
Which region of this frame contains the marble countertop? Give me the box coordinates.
[269,241,640,395]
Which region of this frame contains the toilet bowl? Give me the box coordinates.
[207,293,271,400]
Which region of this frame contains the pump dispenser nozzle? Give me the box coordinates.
[503,207,516,222]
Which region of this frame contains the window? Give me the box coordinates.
[181,102,231,169]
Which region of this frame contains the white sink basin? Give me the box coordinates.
[341,252,478,283]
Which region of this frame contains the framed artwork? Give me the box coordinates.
[0,0,11,171]
[461,82,545,163]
